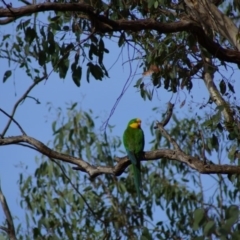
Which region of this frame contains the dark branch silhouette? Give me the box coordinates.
[0,184,17,240]
[1,99,240,178]
[0,108,26,136]
[0,3,239,65]
[1,76,45,137]
[1,134,240,178]
[51,159,106,224]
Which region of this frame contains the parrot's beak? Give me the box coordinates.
[137,119,141,127]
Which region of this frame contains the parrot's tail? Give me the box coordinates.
[132,160,142,207]
[127,150,142,206]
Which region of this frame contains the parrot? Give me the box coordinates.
[123,118,145,206]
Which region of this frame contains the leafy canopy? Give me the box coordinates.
[0,0,240,239]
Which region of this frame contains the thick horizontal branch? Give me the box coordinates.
[0,3,239,64]
[1,135,240,178]
[0,135,91,169]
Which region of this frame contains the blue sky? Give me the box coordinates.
[1,3,240,234]
[0,33,170,227]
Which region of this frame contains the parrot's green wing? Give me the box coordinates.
[123,118,145,206]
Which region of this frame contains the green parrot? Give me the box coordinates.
[123,118,145,206]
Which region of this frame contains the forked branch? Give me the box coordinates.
[1,77,45,137]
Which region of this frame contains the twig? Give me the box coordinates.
[162,102,174,127]
[0,183,17,240]
[199,129,207,165]
[24,96,40,104]
[19,0,31,5]
[156,122,181,151]
[14,142,38,151]
[101,43,140,131]
[1,0,14,15]
[153,102,180,150]
[1,76,45,137]
[154,102,174,129]
[0,225,8,232]
[0,108,26,135]
[51,159,106,224]
[198,172,204,208]
[46,32,95,81]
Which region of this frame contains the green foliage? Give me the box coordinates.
[2,70,12,83]
[148,108,240,238]
[1,1,240,239]
[1,15,110,86]
[18,104,151,239]
[1,0,239,106]
[11,104,239,239]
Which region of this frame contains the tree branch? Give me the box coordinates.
[1,76,45,137]
[161,102,174,127]
[156,122,181,151]
[0,184,17,240]
[0,226,8,232]
[1,134,240,179]
[0,3,239,64]
[202,57,235,134]
[51,159,106,224]
[0,108,26,136]
[199,129,207,165]
[185,0,240,50]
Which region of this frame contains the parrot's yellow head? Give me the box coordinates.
[128,118,142,129]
